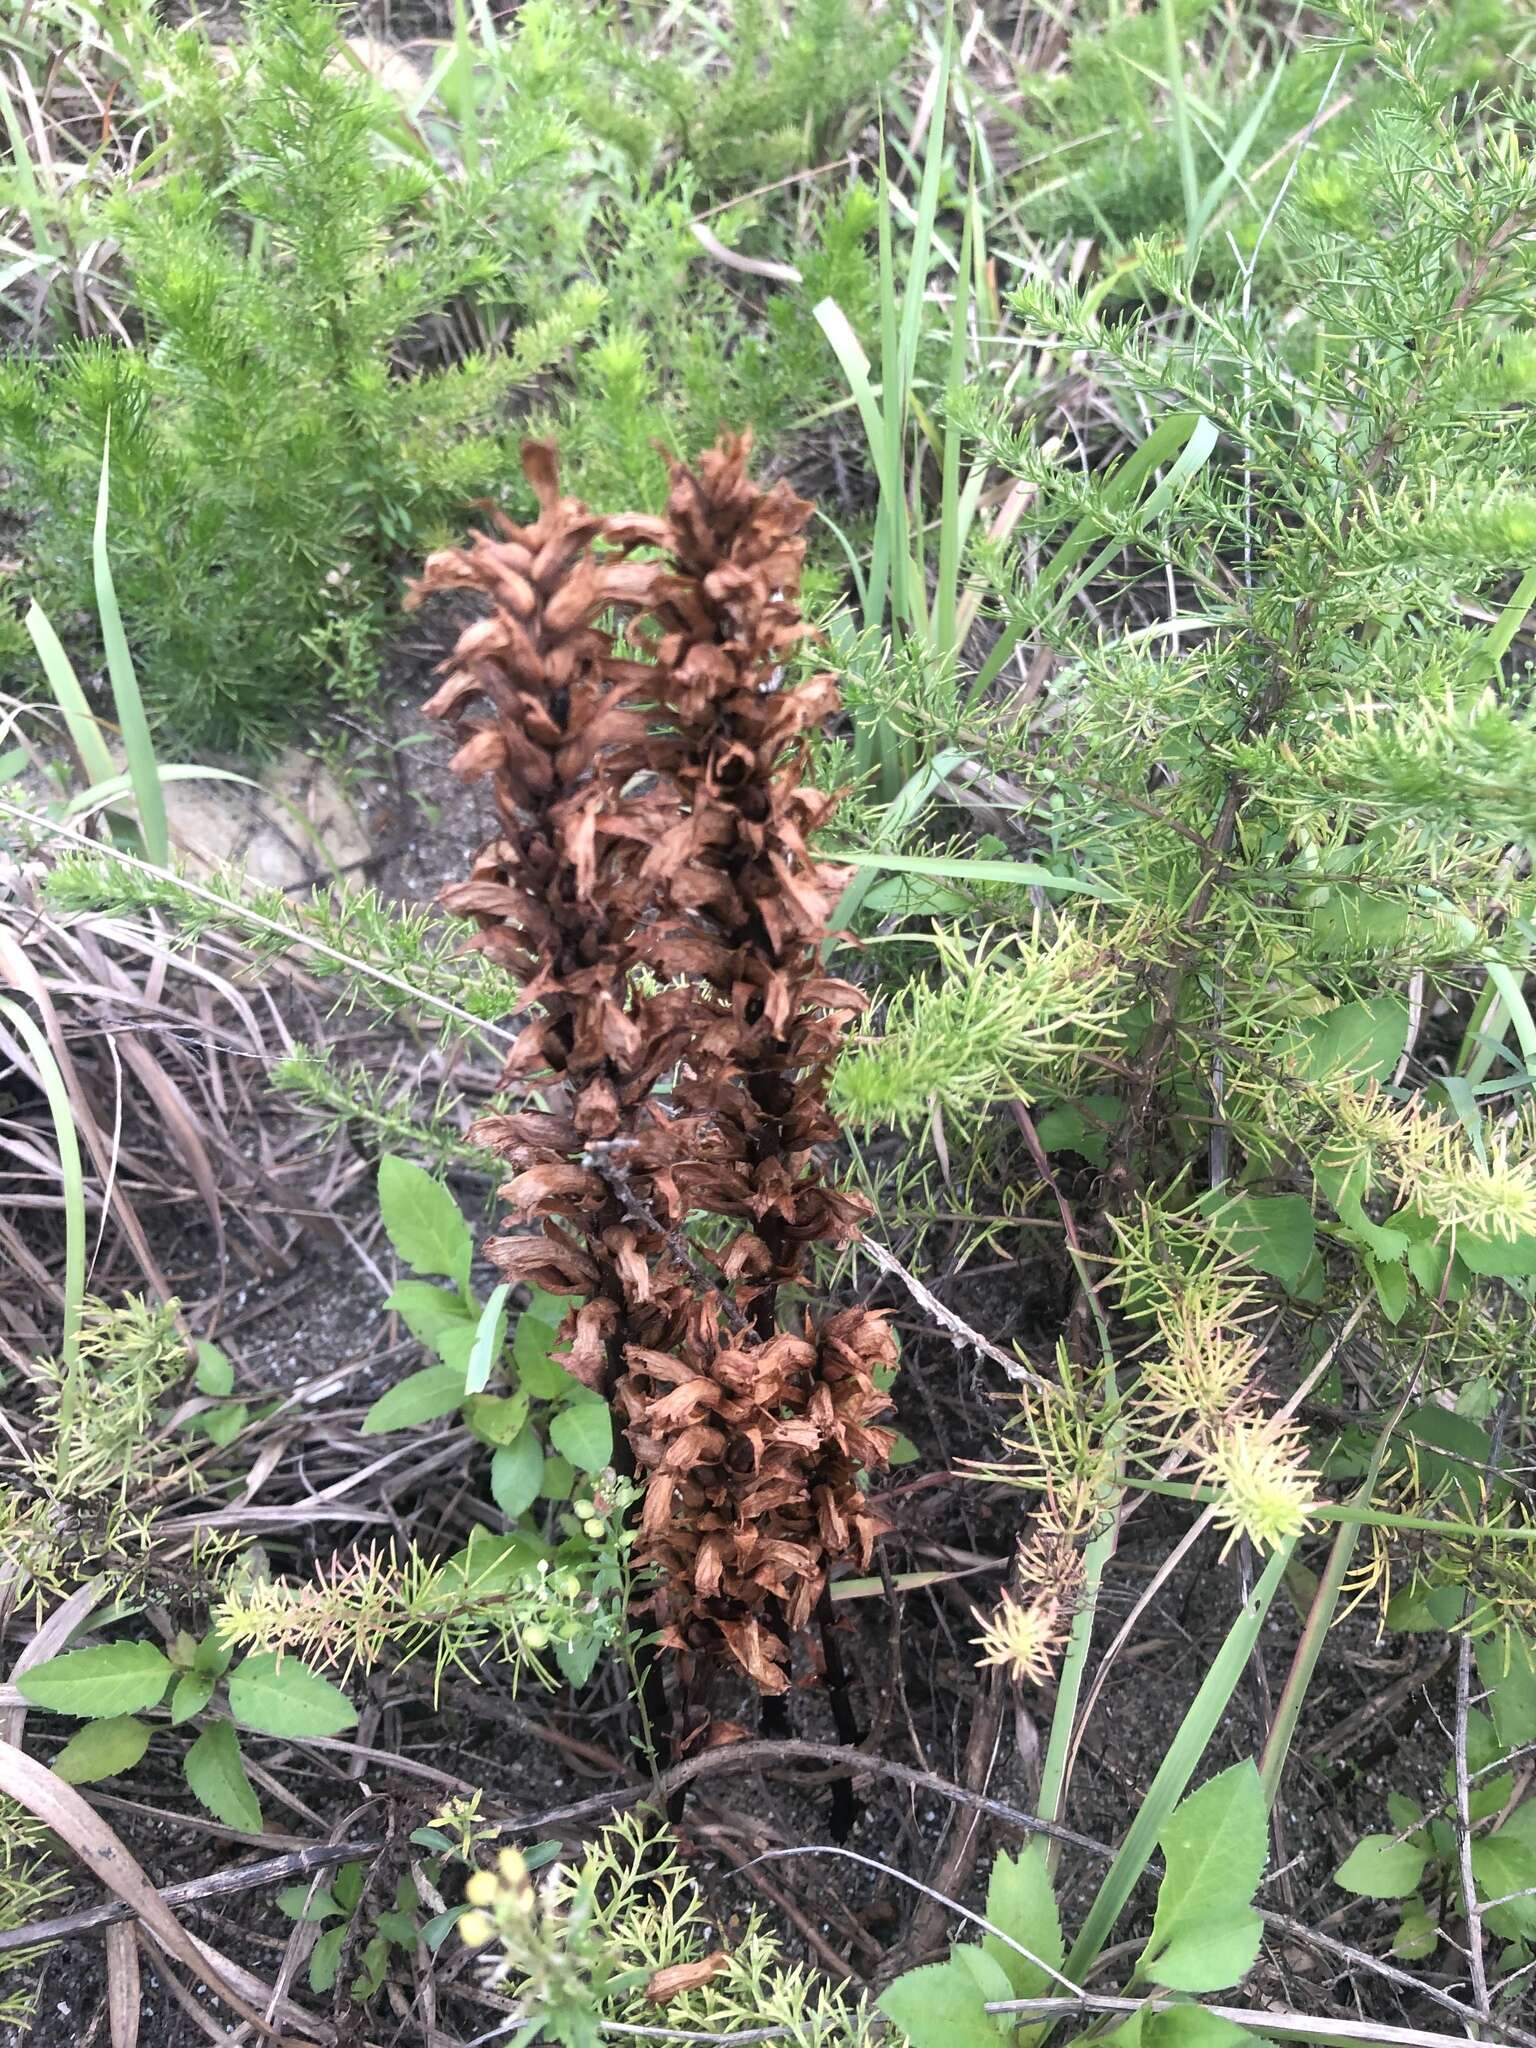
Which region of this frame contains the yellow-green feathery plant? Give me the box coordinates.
[457,1813,873,2048]
[840,8,1536,1640]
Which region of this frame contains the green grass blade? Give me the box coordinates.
[934,195,975,664]
[875,136,909,630]
[968,411,1218,706]
[828,848,1123,901]
[26,599,116,791]
[93,423,169,866]
[1065,1538,1295,1984]
[1479,564,1536,681]
[1162,0,1202,254]
[814,296,890,632]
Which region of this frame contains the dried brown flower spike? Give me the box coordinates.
[412,433,896,1704]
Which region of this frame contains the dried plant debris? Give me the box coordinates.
[413,433,896,1693]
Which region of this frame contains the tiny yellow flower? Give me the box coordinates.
[459,1910,495,1949]
[463,1870,498,1908]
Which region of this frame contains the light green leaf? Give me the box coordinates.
[19,1642,173,1720]
[952,1946,1014,2003]
[1478,1627,1536,1747]
[539,1453,575,1501]
[169,1671,217,1725]
[465,1283,510,1396]
[463,1391,530,1447]
[1472,1803,1536,1938]
[310,1921,348,1995]
[363,1364,467,1435]
[1392,1903,1439,1960]
[377,1155,471,1291]
[198,1401,249,1447]
[1139,1761,1267,1992]
[184,1719,263,1832]
[194,1341,234,1396]
[1144,2011,1260,2048]
[384,1280,475,1350]
[277,1884,340,1924]
[554,1634,604,1688]
[548,1399,612,1474]
[491,1430,544,1520]
[1334,1834,1429,1899]
[1292,997,1410,1085]
[982,1841,1064,1999]
[513,1309,575,1399]
[1367,1255,1410,1324]
[1200,1192,1317,1292]
[828,847,1120,901]
[53,1715,151,1785]
[227,1654,356,1738]
[877,1959,1004,2047]
[1456,1227,1536,1278]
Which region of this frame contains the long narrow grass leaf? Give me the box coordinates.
[26,600,116,790]
[93,425,169,865]
[1065,1539,1294,1982]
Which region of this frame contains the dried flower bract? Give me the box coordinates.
[414,432,897,1692]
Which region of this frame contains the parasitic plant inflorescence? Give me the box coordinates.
[411,433,896,1701]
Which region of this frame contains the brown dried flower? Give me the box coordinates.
[413,433,896,1694]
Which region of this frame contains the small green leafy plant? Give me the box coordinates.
[1335,1624,1536,1977]
[18,1627,355,1833]
[881,1761,1271,2046]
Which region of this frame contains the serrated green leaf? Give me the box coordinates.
[227,1654,356,1738]
[362,1364,466,1435]
[982,1841,1064,1999]
[548,1398,612,1474]
[1139,1761,1267,1992]
[377,1155,471,1291]
[184,1719,262,1832]
[19,1641,173,1720]
[1367,1255,1410,1324]
[169,1671,216,1725]
[193,1341,234,1396]
[53,1715,151,1784]
[491,1430,544,1520]
[877,1959,1003,2047]
[952,1946,1013,2003]
[463,1391,530,1447]
[1334,1834,1429,1899]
